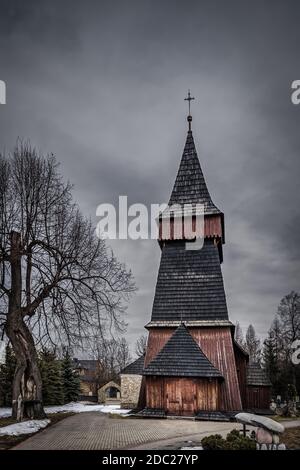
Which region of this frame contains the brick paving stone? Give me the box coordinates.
[13,412,242,450]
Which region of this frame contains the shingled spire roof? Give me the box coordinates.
[143,323,223,378]
[150,239,229,323]
[168,130,221,215]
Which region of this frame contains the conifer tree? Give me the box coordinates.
[245,324,261,363]
[0,345,16,406]
[39,350,64,406]
[262,330,280,394]
[61,351,80,403]
[234,322,245,348]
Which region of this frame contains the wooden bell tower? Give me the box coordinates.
[142,93,243,416]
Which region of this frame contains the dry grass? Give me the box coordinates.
[272,415,300,422]
[281,426,300,450]
[108,413,126,419]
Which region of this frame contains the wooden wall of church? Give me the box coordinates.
[233,344,248,408]
[145,376,219,415]
[145,327,242,411]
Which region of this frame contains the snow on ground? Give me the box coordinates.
[45,402,130,415]
[0,408,11,418]
[0,402,130,418]
[0,419,50,436]
[181,446,203,450]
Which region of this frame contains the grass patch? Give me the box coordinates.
[0,416,20,428]
[272,415,300,422]
[0,411,75,450]
[108,413,126,419]
[282,426,300,449]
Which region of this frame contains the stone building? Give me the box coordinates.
[98,380,121,404]
[120,355,145,409]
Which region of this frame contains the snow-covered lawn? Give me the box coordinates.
[45,402,130,415]
[0,402,130,419]
[0,407,11,418]
[0,419,50,436]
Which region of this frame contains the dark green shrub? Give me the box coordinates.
[201,434,227,450]
[201,430,256,450]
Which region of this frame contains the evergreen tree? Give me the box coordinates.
[234,322,245,348]
[61,351,80,403]
[262,329,280,394]
[0,345,16,406]
[245,324,261,363]
[39,350,64,406]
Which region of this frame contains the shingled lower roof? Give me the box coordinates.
[247,363,271,386]
[120,355,145,375]
[143,324,223,378]
[151,239,228,322]
[168,130,221,215]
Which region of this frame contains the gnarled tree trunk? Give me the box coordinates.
[6,232,46,421]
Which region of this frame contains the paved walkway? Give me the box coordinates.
[14,412,240,450]
[14,412,300,450]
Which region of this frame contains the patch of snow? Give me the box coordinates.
[180,446,203,450]
[0,402,130,418]
[0,419,50,436]
[0,340,6,364]
[45,402,130,415]
[0,408,11,418]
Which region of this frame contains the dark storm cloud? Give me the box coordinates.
[0,0,299,350]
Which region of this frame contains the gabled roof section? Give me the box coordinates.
[151,239,228,322]
[120,355,145,375]
[73,359,98,371]
[168,130,221,215]
[143,324,223,378]
[247,363,271,386]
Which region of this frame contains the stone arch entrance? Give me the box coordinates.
[98,381,121,404]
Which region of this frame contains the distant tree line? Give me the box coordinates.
[90,336,132,385]
[235,291,300,400]
[0,346,80,407]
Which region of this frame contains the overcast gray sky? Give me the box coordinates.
[0,0,299,354]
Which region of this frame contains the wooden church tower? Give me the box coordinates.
[142,92,243,416]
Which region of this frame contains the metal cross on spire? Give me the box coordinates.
[184,90,195,131]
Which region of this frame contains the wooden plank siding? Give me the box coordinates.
[246,386,271,410]
[159,215,223,241]
[145,326,242,411]
[146,376,219,415]
[233,344,248,408]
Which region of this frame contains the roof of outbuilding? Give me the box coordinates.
[168,130,221,215]
[247,363,271,386]
[151,239,228,322]
[73,359,98,371]
[120,355,145,375]
[143,324,223,378]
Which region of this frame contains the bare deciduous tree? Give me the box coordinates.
[277,291,300,386]
[91,336,132,383]
[135,334,147,357]
[277,291,300,345]
[0,142,135,420]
